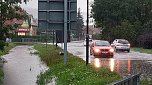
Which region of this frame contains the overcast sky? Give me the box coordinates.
[20,0,94,21]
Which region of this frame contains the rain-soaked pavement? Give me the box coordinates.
[60,41,152,80]
[2,46,48,85]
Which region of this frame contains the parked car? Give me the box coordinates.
[90,40,114,58]
[111,39,130,52]
[83,39,92,46]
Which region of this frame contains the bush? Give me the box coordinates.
[137,33,152,49]
[0,41,5,51]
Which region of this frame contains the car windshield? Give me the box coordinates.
[95,41,110,46]
[118,40,129,44]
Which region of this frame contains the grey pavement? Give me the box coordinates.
[2,46,48,85]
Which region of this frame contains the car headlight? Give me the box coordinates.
[95,49,100,53]
[109,48,114,52]
[128,44,131,47]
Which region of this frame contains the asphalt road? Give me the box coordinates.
[59,41,152,79]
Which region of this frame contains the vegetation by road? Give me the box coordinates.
[132,47,152,54]
[0,43,17,57]
[0,0,28,51]
[91,0,152,48]
[0,43,17,84]
[34,44,122,85]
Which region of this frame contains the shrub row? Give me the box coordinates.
[137,33,152,49]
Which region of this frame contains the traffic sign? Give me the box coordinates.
[38,0,77,31]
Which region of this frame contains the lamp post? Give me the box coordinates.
[86,0,89,65]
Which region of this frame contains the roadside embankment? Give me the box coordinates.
[34,44,122,85]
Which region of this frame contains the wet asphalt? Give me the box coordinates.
[62,41,152,79]
[2,46,48,85]
[2,42,152,85]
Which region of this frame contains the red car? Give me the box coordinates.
[90,40,114,58]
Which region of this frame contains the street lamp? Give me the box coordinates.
[86,0,89,65]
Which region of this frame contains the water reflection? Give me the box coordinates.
[94,58,101,68]
[109,58,114,72]
[92,58,142,76]
[127,58,131,75]
[90,55,152,80]
[93,58,115,72]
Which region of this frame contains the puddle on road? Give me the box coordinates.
[91,58,152,79]
[2,46,49,85]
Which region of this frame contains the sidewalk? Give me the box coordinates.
[2,46,48,85]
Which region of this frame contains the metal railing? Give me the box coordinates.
[108,73,141,85]
[12,38,52,43]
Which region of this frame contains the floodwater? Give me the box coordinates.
[91,58,152,79]
[2,46,48,85]
[65,41,152,80]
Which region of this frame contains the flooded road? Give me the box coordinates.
[91,58,152,79]
[64,41,152,79]
[2,46,48,85]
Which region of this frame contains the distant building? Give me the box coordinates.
[29,15,38,36]
[16,15,38,36]
[4,13,37,36]
[82,25,101,35]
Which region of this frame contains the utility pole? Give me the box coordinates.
[86,0,89,65]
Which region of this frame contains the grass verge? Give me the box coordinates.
[132,47,152,54]
[34,44,122,85]
[0,43,17,84]
[140,79,152,85]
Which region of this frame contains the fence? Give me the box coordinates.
[108,73,141,85]
[12,38,52,43]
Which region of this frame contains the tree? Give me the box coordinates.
[0,0,28,50]
[75,8,84,40]
[91,0,152,46]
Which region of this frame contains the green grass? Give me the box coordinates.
[132,47,152,54]
[34,44,122,85]
[140,79,152,85]
[0,43,17,56]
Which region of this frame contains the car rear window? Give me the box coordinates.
[118,40,129,44]
[95,41,110,46]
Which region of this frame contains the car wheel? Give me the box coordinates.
[127,49,130,53]
[115,48,118,52]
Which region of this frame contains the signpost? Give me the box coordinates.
[38,0,77,64]
[64,0,68,64]
[86,0,89,65]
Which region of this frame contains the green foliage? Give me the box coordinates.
[91,0,152,46]
[0,41,5,51]
[0,68,4,85]
[0,43,17,56]
[0,0,28,48]
[140,79,152,85]
[137,33,152,48]
[132,47,152,54]
[75,8,84,39]
[92,34,102,40]
[34,44,122,85]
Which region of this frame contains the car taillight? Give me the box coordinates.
[95,49,100,53]
[109,48,114,52]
